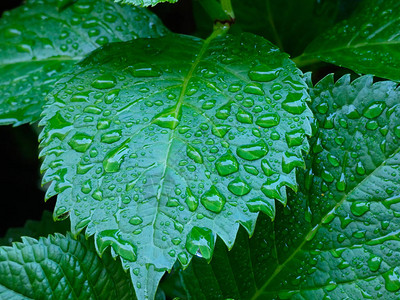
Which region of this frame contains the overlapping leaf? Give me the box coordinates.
[39,32,312,299]
[305,0,400,81]
[0,233,137,299]
[177,75,400,299]
[0,0,167,126]
[113,0,178,7]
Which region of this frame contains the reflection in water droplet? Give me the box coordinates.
[248,65,278,82]
[185,227,214,260]
[128,63,162,77]
[256,113,280,128]
[237,140,268,161]
[215,150,239,176]
[200,185,226,213]
[91,74,117,89]
[228,177,251,196]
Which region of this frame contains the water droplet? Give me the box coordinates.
[261,178,285,203]
[178,252,189,267]
[261,159,276,176]
[394,125,400,138]
[281,92,306,114]
[285,129,305,147]
[246,197,274,218]
[200,185,226,213]
[128,63,162,77]
[350,201,370,216]
[316,102,329,114]
[212,124,231,138]
[185,227,214,260]
[92,189,103,201]
[248,65,278,82]
[91,74,117,89]
[236,108,253,124]
[68,133,93,152]
[202,99,216,110]
[228,177,251,196]
[321,168,334,183]
[71,91,90,102]
[345,105,361,119]
[383,267,400,292]
[129,216,143,225]
[336,173,346,191]
[237,140,268,161]
[363,102,386,119]
[244,164,259,175]
[101,130,122,144]
[368,255,382,272]
[282,151,304,174]
[186,145,203,164]
[103,143,129,173]
[216,103,231,120]
[327,154,340,167]
[185,187,199,212]
[244,83,264,95]
[81,180,92,194]
[215,150,239,176]
[255,113,280,128]
[382,195,400,209]
[96,230,137,262]
[97,119,111,130]
[152,106,181,129]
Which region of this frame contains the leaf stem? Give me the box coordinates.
[197,0,235,25]
[292,54,321,69]
[220,0,235,20]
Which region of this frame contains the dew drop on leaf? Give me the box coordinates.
[185,227,214,260]
[236,140,268,161]
[248,65,278,82]
[215,150,239,176]
[255,113,280,128]
[200,185,226,213]
[228,177,251,196]
[91,74,117,89]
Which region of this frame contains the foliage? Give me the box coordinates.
[0,0,399,299]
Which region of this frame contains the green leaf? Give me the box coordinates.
[177,75,400,299]
[39,33,312,299]
[304,0,400,81]
[113,0,178,7]
[218,0,361,56]
[0,0,167,126]
[0,211,69,246]
[0,233,136,299]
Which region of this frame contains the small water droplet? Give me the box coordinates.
[255,113,280,128]
[212,124,231,138]
[152,106,181,129]
[185,187,199,212]
[281,92,306,115]
[68,133,93,152]
[91,74,117,89]
[215,150,239,176]
[248,65,278,82]
[103,143,129,173]
[244,83,264,95]
[129,216,143,225]
[128,63,162,77]
[368,255,382,272]
[236,108,253,124]
[350,201,370,216]
[186,145,203,164]
[101,130,122,144]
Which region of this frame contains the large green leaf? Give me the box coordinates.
[39,32,312,299]
[0,233,136,299]
[113,0,178,7]
[176,75,400,299]
[0,211,69,246]
[304,0,400,81]
[0,0,167,126]
[200,0,361,56]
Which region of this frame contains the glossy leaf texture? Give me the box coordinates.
[198,0,361,56]
[39,33,312,299]
[0,233,136,299]
[113,0,178,7]
[0,211,69,246]
[305,0,400,81]
[176,75,400,299]
[0,0,167,126]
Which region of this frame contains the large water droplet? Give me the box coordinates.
[363,102,386,119]
[281,92,306,114]
[200,185,226,213]
[152,106,181,129]
[68,132,93,152]
[383,267,400,292]
[228,177,251,196]
[215,150,239,176]
[327,154,340,167]
[282,151,304,174]
[185,227,214,260]
[248,65,278,82]
[216,103,231,120]
[246,197,274,218]
[236,108,253,124]
[101,130,122,144]
[187,145,203,164]
[237,140,268,161]
[285,129,305,147]
[96,230,137,262]
[103,143,129,173]
[261,159,276,176]
[91,74,117,89]
[212,124,231,138]
[255,113,280,128]
[336,173,346,191]
[129,216,143,225]
[261,178,284,203]
[350,201,370,216]
[185,187,198,212]
[367,255,382,272]
[244,83,264,95]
